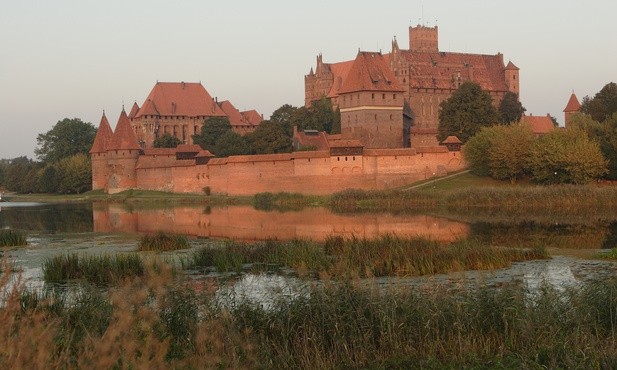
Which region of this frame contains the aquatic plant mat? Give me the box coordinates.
[182,236,549,278]
[3,255,617,369]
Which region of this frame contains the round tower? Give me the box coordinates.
[107,109,141,194]
[89,112,114,191]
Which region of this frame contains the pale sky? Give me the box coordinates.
[1,0,615,159]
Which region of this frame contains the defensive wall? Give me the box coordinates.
[118,146,465,196]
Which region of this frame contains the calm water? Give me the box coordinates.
[1,201,616,297]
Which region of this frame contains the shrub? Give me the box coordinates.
[139,232,190,252]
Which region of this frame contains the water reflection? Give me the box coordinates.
[0,203,93,233]
[92,203,469,242]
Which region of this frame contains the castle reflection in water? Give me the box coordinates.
[93,204,469,242]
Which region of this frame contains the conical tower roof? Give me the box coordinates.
[339,51,403,94]
[128,102,140,119]
[563,93,581,112]
[108,109,141,150]
[505,61,519,70]
[89,112,114,154]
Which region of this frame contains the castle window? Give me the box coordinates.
[382,94,386,99]
[374,114,377,121]
[390,114,393,120]
[393,94,397,99]
[345,157,348,161]
[371,93,374,100]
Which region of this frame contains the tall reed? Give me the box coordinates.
[138,232,190,252]
[42,253,145,285]
[0,229,27,247]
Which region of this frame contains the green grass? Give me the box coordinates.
[42,253,145,285]
[0,229,27,247]
[597,248,617,260]
[182,236,549,278]
[138,232,190,252]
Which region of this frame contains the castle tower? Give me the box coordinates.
[563,92,581,128]
[107,108,141,194]
[505,61,520,96]
[409,25,438,53]
[89,112,114,191]
[338,52,405,148]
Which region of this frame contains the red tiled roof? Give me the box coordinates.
[89,112,114,154]
[294,130,330,151]
[441,135,463,144]
[563,93,581,112]
[217,100,245,125]
[135,82,226,118]
[176,144,202,153]
[505,61,519,70]
[128,102,140,119]
[521,115,555,135]
[329,139,364,148]
[108,110,141,150]
[326,60,354,98]
[195,150,215,158]
[339,52,404,94]
[143,148,177,156]
[399,50,509,91]
[241,110,262,125]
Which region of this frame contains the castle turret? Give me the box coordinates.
[89,112,114,191]
[409,25,438,53]
[107,108,141,194]
[505,61,520,96]
[563,92,581,128]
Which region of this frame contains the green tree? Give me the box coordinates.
[528,128,607,184]
[35,118,97,163]
[192,117,232,154]
[438,82,498,143]
[487,124,535,183]
[56,154,92,194]
[37,165,60,193]
[214,131,252,157]
[153,133,182,148]
[247,120,292,154]
[570,112,617,180]
[270,104,298,136]
[463,124,534,183]
[498,92,526,124]
[4,157,41,193]
[581,82,617,122]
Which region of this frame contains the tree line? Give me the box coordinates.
[443,81,617,184]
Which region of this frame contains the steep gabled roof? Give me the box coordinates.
[521,115,556,135]
[128,102,140,119]
[326,60,354,98]
[441,135,463,144]
[293,130,330,151]
[135,82,226,118]
[339,52,404,94]
[563,93,581,112]
[241,110,262,125]
[505,61,519,70]
[89,112,114,154]
[108,109,141,150]
[218,100,245,125]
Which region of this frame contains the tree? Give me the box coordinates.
[270,104,298,136]
[463,124,534,182]
[487,124,535,183]
[438,82,498,143]
[498,91,526,124]
[35,118,97,163]
[570,112,617,179]
[214,131,252,157]
[4,157,41,193]
[192,117,232,154]
[247,120,292,154]
[528,128,607,184]
[56,154,92,194]
[37,165,60,193]
[153,133,182,148]
[581,82,617,122]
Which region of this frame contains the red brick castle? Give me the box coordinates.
[305,25,520,147]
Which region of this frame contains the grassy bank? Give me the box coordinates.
[182,236,548,278]
[3,257,617,368]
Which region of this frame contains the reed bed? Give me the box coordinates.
[138,232,190,252]
[3,258,617,368]
[252,192,315,211]
[328,188,439,213]
[42,253,145,285]
[0,229,27,247]
[182,236,548,278]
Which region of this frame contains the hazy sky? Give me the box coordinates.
[1,0,615,159]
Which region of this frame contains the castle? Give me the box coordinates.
[305,25,520,147]
[127,82,263,149]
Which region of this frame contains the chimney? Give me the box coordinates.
[181,81,185,89]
